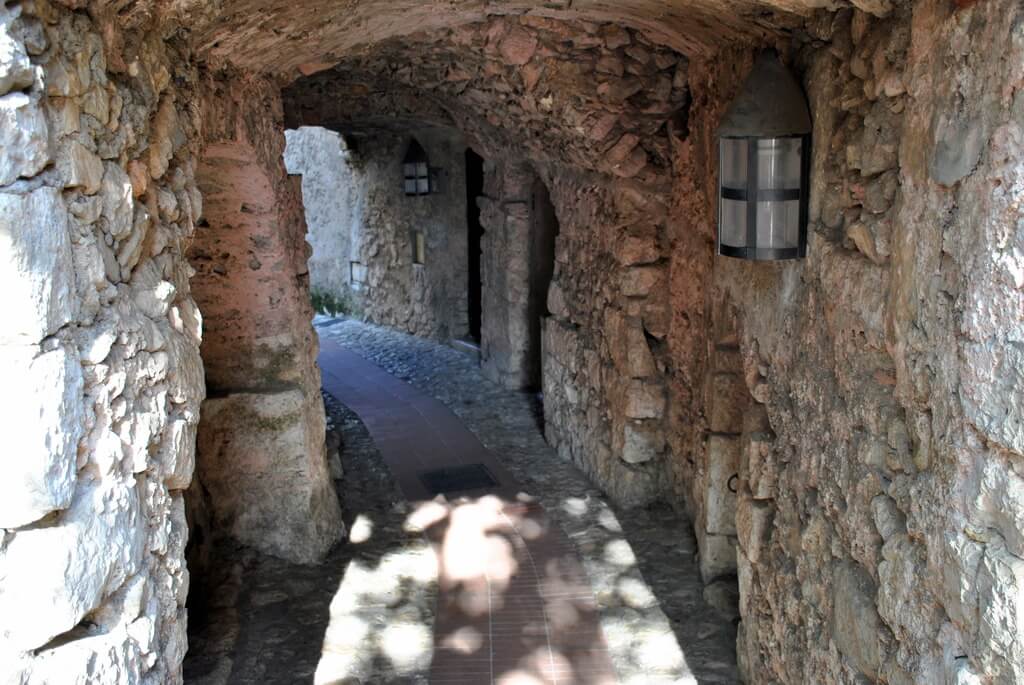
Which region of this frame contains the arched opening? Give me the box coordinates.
[3,2,1022,684]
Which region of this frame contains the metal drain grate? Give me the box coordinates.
[419,464,498,495]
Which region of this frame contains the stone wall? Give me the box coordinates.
[676,2,1024,683]
[478,160,535,389]
[0,2,203,681]
[283,126,361,308]
[541,170,674,507]
[286,126,469,342]
[351,128,469,341]
[188,73,343,566]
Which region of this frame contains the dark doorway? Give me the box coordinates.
[466,149,484,343]
[528,176,559,391]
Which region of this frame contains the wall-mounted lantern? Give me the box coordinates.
[403,138,431,196]
[718,51,812,261]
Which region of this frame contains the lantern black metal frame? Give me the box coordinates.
[403,139,431,196]
[717,133,811,261]
[716,50,812,262]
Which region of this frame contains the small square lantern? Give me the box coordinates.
[718,51,812,261]
[403,138,431,196]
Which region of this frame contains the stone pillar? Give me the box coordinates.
[189,74,343,565]
[0,4,202,682]
[478,160,535,389]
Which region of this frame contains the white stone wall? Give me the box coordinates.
[287,126,470,341]
[284,126,360,306]
[0,2,203,682]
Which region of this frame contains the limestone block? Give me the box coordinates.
[831,560,883,680]
[706,435,739,536]
[615,234,659,266]
[0,187,76,344]
[15,622,148,684]
[159,417,196,490]
[63,141,104,195]
[546,280,568,319]
[100,163,134,240]
[737,550,754,617]
[0,479,144,652]
[974,457,1024,558]
[0,13,33,96]
[621,420,664,464]
[870,494,905,540]
[929,112,986,186]
[149,97,178,181]
[744,431,776,500]
[624,379,664,419]
[0,91,50,186]
[498,27,537,66]
[707,372,746,433]
[197,389,344,564]
[736,496,773,564]
[697,529,737,582]
[606,309,656,378]
[976,542,1024,680]
[620,265,662,297]
[0,344,83,528]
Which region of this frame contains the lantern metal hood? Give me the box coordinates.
[717,51,812,261]
[403,138,431,196]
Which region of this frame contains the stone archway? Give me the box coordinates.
[186,76,343,567]
[1,1,1022,683]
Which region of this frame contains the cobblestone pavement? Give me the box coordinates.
[183,317,737,684]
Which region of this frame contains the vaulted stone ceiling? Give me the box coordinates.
[97,0,895,79]
[282,16,691,181]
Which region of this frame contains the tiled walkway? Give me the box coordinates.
[319,340,618,684]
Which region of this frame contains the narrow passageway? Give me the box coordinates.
[184,319,737,684]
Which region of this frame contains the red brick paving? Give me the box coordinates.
[319,338,617,685]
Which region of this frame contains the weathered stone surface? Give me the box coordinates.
[0,9,33,96]
[621,420,664,464]
[0,344,83,528]
[0,7,204,683]
[197,389,343,563]
[0,479,145,652]
[705,435,739,536]
[0,92,49,185]
[735,497,772,564]
[0,187,76,344]
[63,141,103,194]
[831,561,883,679]
[698,530,736,583]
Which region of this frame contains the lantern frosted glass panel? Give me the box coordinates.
[404,179,417,194]
[720,138,748,188]
[756,200,801,249]
[417,178,430,194]
[720,199,747,247]
[757,138,802,189]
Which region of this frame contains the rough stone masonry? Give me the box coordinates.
[0,0,1020,684]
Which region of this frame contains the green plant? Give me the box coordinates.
[310,288,359,317]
